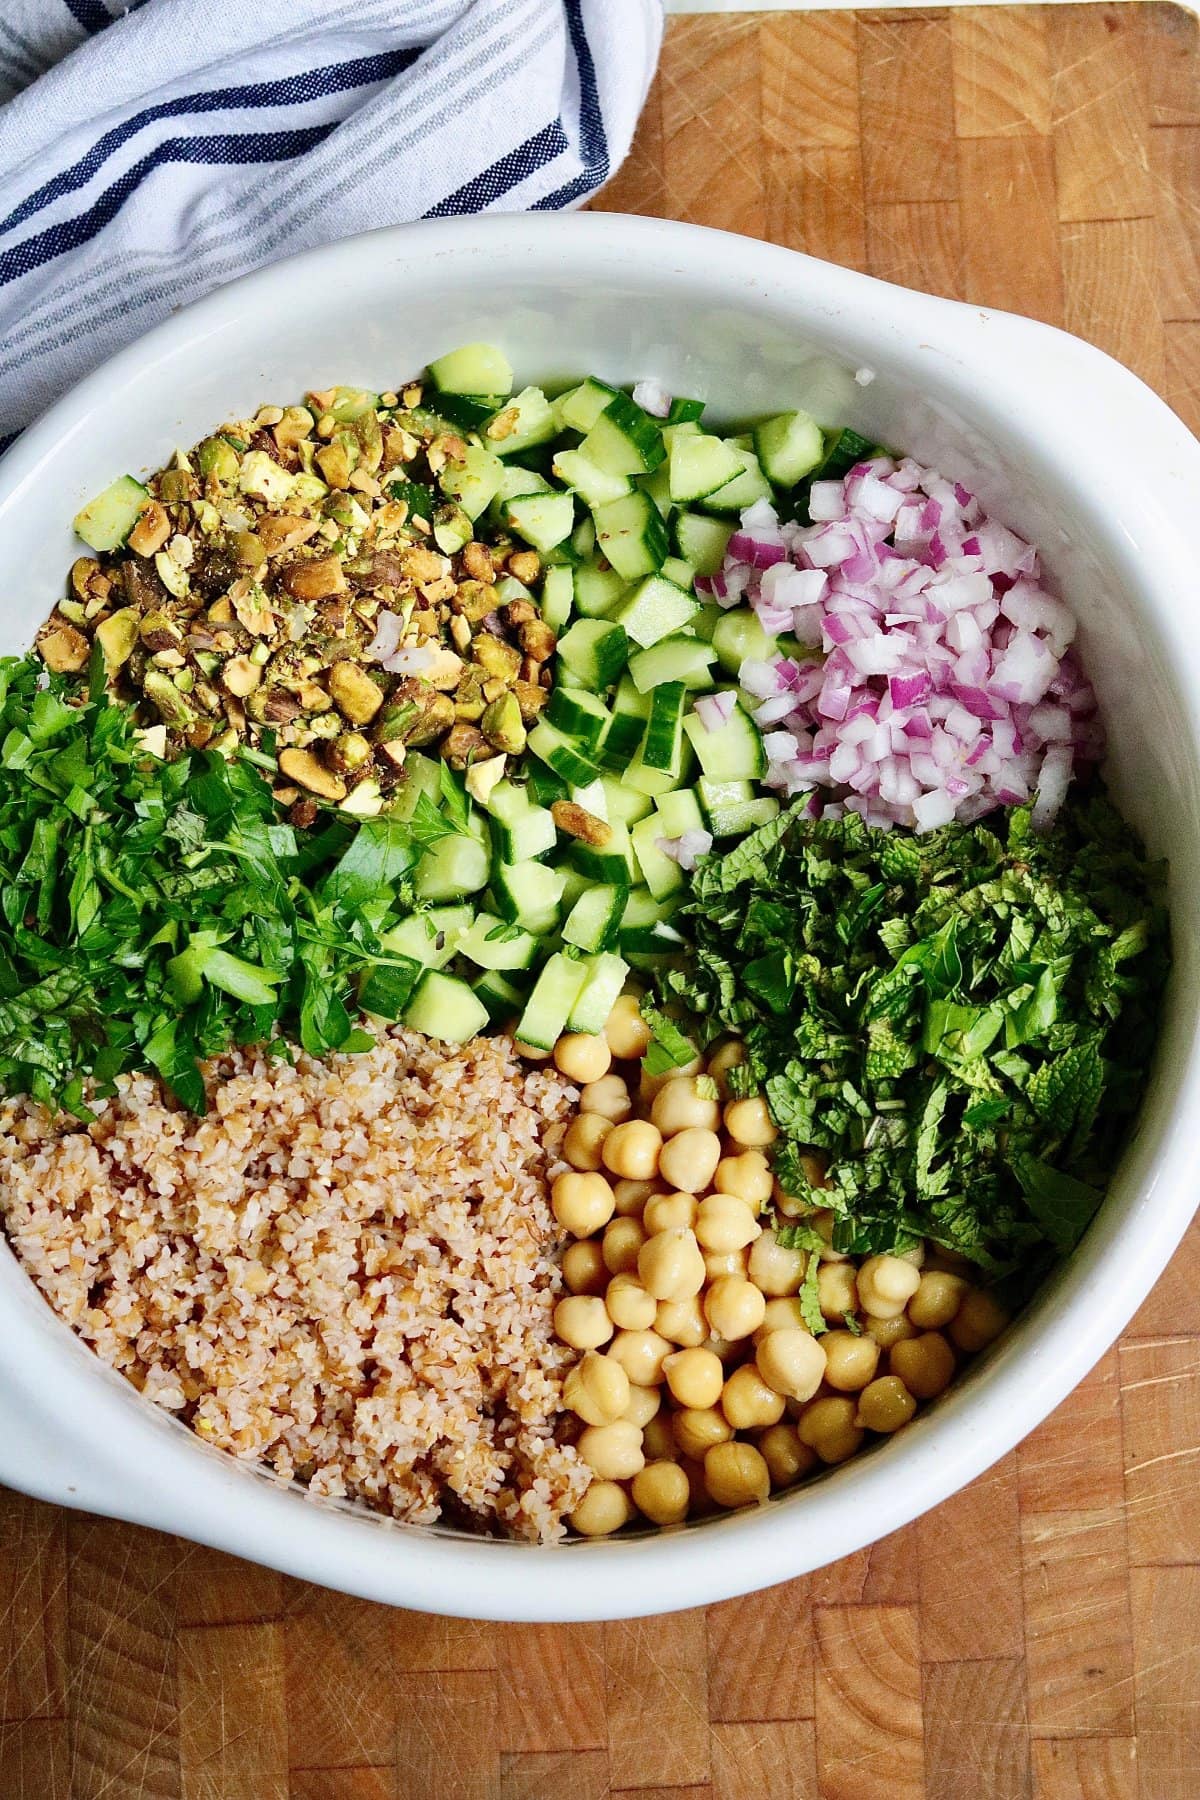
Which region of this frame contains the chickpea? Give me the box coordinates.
[555,1032,612,1085]
[949,1289,1009,1353]
[562,1239,608,1297]
[807,1210,848,1260]
[856,1254,923,1320]
[721,1362,786,1429]
[896,1242,926,1268]
[705,1247,750,1282]
[608,1327,671,1387]
[569,1479,634,1537]
[604,993,651,1061]
[855,1375,917,1433]
[723,1096,778,1148]
[563,1112,613,1172]
[759,1421,818,1489]
[638,1053,702,1105]
[821,1330,881,1393]
[605,1273,658,1332]
[748,1232,806,1298]
[673,1405,733,1460]
[773,1152,829,1217]
[638,1227,706,1302]
[602,1119,663,1182]
[554,1294,613,1351]
[603,1216,647,1276]
[752,1297,807,1345]
[642,1413,676,1461]
[622,1382,661,1429]
[514,1038,552,1061]
[706,1037,746,1099]
[756,1328,827,1402]
[578,1418,645,1480]
[797,1396,865,1465]
[564,1350,631,1426]
[704,1440,770,1509]
[680,1457,712,1515]
[643,1191,699,1235]
[655,1294,707,1347]
[865,1313,917,1350]
[656,1127,721,1196]
[705,1274,767,1342]
[579,1073,633,1123]
[632,1460,691,1526]
[714,1150,773,1207]
[696,1193,762,1253]
[817,1261,858,1320]
[908,1270,968,1330]
[890,1331,956,1400]
[552,1170,616,1237]
[651,1075,721,1136]
[611,1177,658,1218]
[664,1346,725,1410]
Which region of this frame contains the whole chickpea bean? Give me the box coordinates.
[554,1295,614,1351]
[579,1073,633,1123]
[949,1288,1009,1353]
[651,1076,721,1136]
[723,1096,778,1148]
[908,1270,968,1330]
[865,1313,917,1349]
[555,1032,612,1085]
[680,1457,712,1515]
[817,1261,858,1320]
[696,1193,762,1253]
[714,1150,774,1207]
[659,1127,723,1196]
[748,1232,807,1298]
[604,993,651,1061]
[773,1152,830,1218]
[611,1177,658,1218]
[552,1170,616,1237]
[603,1216,647,1276]
[808,1210,848,1260]
[578,1418,645,1480]
[563,1112,613,1172]
[655,1294,707,1347]
[704,1440,771,1508]
[602,1119,663,1182]
[756,1328,827,1403]
[643,1191,699,1235]
[562,1239,608,1297]
[608,1327,671,1387]
[704,1247,750,1282]
[632,1460,691,1526]
[705,1275,767,1342]
[673,1406,733,1460]
[638,1227,706,1302]
[889,1331,956,1400]
[752,1297,807,1345]
[706,1037,746,1099]
[638,1055,702,1106]
[821,1329,881,1393]
[759,1421,818,1489]
[721,1362,786,1429]
[856,1254,923,1319]
[642,1413,676,1461]
[622,1382,661,1428]
[664,1346,725,1410]
[605,1273,658,1332]
[855,1375,917,1433]
[797,1396,865,1464]
[563,1350,631,1426]
[569,1480,634,1537]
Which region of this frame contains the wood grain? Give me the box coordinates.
[2,8,1199,1796]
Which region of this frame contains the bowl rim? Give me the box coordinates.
[1,210,1199,1621]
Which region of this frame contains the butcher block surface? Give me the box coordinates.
[3,7,1200,1796]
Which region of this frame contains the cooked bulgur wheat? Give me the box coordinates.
[0,1029,592,1542]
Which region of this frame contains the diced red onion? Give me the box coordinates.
[693,690,736,733]
[656,828,713,871]
[368,609,404,662]
[632,379,672,418]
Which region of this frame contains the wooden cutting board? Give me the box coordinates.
[2,8,1199,1797]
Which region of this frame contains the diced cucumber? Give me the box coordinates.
[620,888,685,955]
[661,555,695,590]
[613,673,652,721]
[552,447,633,509]
[458,911,540,972]
[570,778,609,819]
[566,953,629,1035]
[712,606,779,675]
[817,426,877,482]
[544,537,583,569]
[556,617,629,690]
[581,391,666,476]
[672,511,734,577]
[631,814,685,900]
[528,720,602,787]
[689,604,722,645]
[388,751,442,822]
[596,710,646,772]
[433,506,473,555]
[506,490,575,553]
[429,392,505,431]
[493,859,567,934]
[404,970,490,1043]
[600,775,652,826]
[546,684,611,749]
[559,865,592,912]
[427,342,514,396]
[440,443,505,521]
[573,559,629,618]
[654,787,705,839]
[661,420,701,452]
[492,574,534,610]
[627,681,689,799]
[358,956,423,1022]
[668,396,706,424]
[668,431,743,504]
[485,779,558,861]
[555,377,620,433]
[684,697,767,780]
[488,463,552,526]
[541,565,574,632]
[570,817,637,885]
[613,574,700,649]
[486,386,557,457]
[572,515,596,558]
[525,763,568,809]
[753,409,825,487]
[593,491,669,582]
[562,884,627,953]
[628,636,718,693]
[698,777,781,837]
[379,905,473,969]
[641,463,674,519]
[474,969,530,1020]
[516,953,590,1051]
[414,831,491,901]
[701,446,773,513]
[73,475,149,552]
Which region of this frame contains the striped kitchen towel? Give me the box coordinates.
[0,0,663,439]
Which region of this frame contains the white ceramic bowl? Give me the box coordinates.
[1,214,1198,1621]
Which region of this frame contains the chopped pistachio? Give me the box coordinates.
[222,656,262,698]
[143,669,194,727]
[471,635,522,684]
[480,691,526,755]
[127,500,171,557]
[281,555,346,601]
[95,608,141,671]
[238,450,295,505]
[37,620,90,672]
[154,550,190,598]
[465,752,508,806]
[328,660,384,725]
[278,747,346,800]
